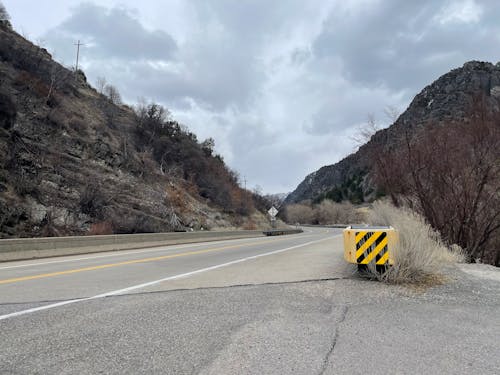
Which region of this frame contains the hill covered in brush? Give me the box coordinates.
[0,21,268,237]
[286,61,500,265]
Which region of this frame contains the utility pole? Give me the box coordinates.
[243,176,249,211]
[74,40,84,72]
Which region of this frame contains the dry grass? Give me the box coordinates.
[88,221,113,235]
[365,201,465,284]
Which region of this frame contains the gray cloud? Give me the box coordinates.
[47,2,176,61]
[21,0,500,192]
[313,0,500,91]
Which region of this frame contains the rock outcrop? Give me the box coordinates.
[286,61,500,204]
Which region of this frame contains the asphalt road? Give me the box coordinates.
[0,227,499,374]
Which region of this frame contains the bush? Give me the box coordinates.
[285,200,365,225]
[315,200,364,225]
[366,201,465,283]
[79,183,108,219]
[88,221,113,235]
[372,97,499,265]
[285,203,314,224]
[12,170,39,197]
[112,214,161,234]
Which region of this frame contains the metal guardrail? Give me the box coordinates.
[262,229,303,236]
[0,230,265,262]
[299,224,349,229]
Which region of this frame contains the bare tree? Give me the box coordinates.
[46,64,71,104]
[96,76,107,94]
[373,96,500,265]
[104,84,121,105]
[351,113,380,148]
[285,203,314,224]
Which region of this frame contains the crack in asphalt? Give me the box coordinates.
[318,305,349,375]
[114,276,355,296]
[0,277,355,306]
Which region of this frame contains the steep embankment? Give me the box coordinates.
[286,61,500,204]
[0,22,267,238]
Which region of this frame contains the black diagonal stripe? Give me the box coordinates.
[357,232,387,264]
[374,232,387,262]
[356,232,377,263]
[355,232,372,249]
[377,247,389,265]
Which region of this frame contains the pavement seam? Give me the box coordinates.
[0,277,355,306]
[318,305,349,375]
[105,277,355,297]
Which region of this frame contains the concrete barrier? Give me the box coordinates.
[0,230,265,262]
[299,224,349,229]
[262,229,303,236]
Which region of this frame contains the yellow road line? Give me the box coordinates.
[0,235,315,285]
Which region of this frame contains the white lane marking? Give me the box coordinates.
[0,235,339,321]
[0,233,314,270]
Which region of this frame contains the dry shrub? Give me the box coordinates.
[111,213,163,234]
[315,200,364,225]
[68,117,88,137]
[12,170,39,197]
[367,201,465,284]
[166,184,187,212]
[46,109,69,130]
[285,203,314,224]
[242,219,257,230]
[285,200,365,225]
[79,183,108,219]
[372,97,499,265]
[89,221,113,235]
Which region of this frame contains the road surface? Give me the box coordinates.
[0,227,499,374]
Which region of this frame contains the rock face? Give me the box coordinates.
[0,24,264,237]
[286,61,500,204]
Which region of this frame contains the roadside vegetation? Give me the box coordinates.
[372,97,499,266]
[284,200,365,225]
[364,201,465,284]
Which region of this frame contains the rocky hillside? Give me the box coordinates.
[0,22,268,238]
[286,61,500,204]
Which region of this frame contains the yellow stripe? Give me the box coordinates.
[355,231,367,244]
[360,236,388,264]
[376,250,390,265]
[355,232,382,259]
[0,237,293,285]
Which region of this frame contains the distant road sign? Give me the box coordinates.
[268,206,278,218]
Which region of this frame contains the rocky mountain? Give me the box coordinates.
[0,22,268,238]
[286,61,500,204]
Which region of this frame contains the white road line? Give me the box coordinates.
[0,235,338,321]
[0,233,315,270]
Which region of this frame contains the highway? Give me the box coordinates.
[0,227,499,374]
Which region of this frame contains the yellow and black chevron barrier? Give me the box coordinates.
[343,225,398,266]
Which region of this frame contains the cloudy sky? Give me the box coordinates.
[3,0,500,193]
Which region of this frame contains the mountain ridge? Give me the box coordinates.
[286,60,500,204]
